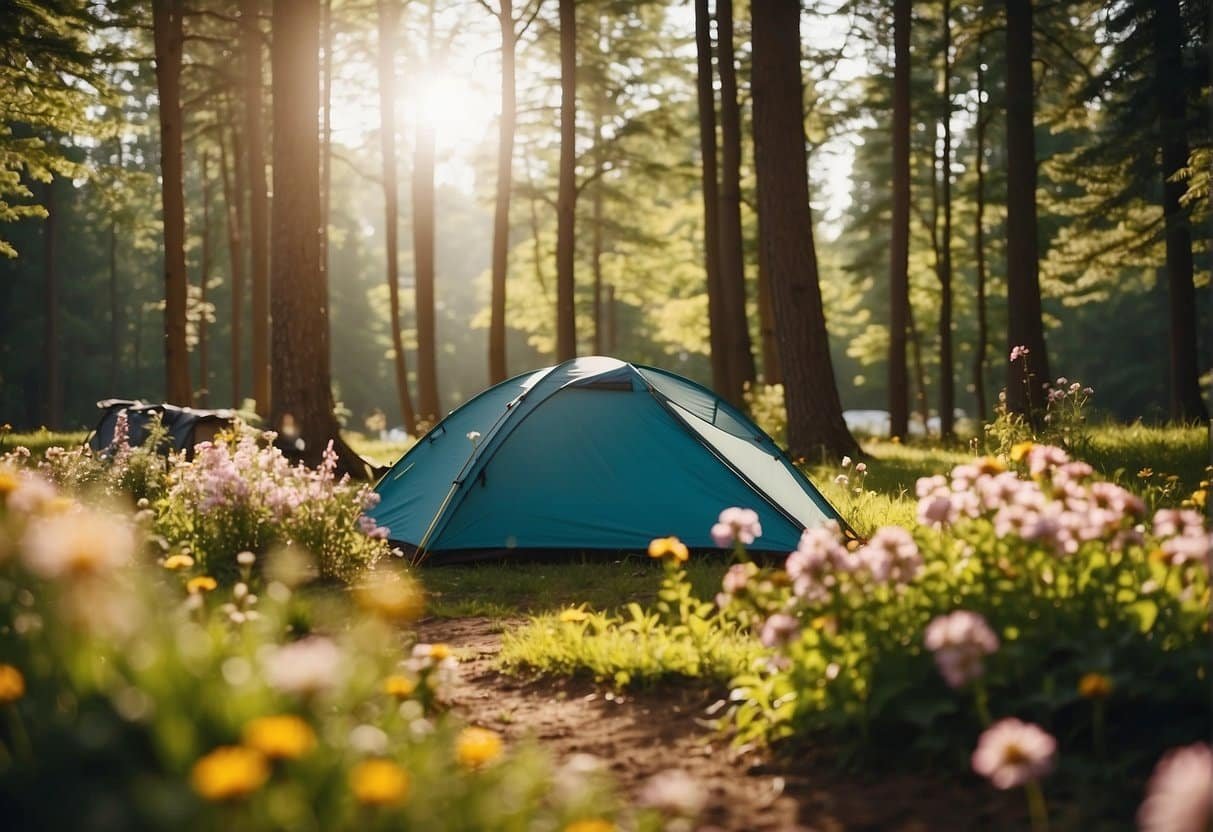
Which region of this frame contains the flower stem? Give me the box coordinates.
[1024,780,1049,832]
[973,680,992,727]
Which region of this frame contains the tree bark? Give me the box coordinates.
[591,24,606,356]
[715,0,755,404]
[270,0,367,476]
[43,181,61,429]
[153,0,192,406]
[756,223,781,385]
[694,0,728,394]
[412,0,440,423]
[888,0,911,439]
[488,0,516,382]
[241,0,271,418]
[377,0,418,435]
[219,124,246,408]
[320,0,333,277]
[198,147,212,406]
[751,0,857,461]
[937,0,954,438]
[554,0,577,361]
[1153,0,1208,421]
[1003,0,1049,414]
[109,141,123,396]
[908,301,930,431]
[972,36,988,423]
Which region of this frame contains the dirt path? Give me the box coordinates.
[418,617,1013,832]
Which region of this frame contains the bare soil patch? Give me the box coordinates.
[418,617,1019,831]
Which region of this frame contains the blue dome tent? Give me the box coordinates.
[367,357,847,563]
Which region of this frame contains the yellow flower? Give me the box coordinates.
[0,664,25,703]
[647,536,689,564]
[1010,442,1035,463]
[559,608,589,623]
[564,820,616,832]
[163,554,195,571]
[350,759,410,806]
[0,470,18,497]
[977,457,1006,475]
[242,715,316,760]
[455,726,504,769]
[1137,467,1154,479]
[1078,672,1113,700]
[384,674,417,699]
[428,643,452,661]
[354,571,425,622]
[187,576,218,594]
[190,746,269,801]
[1191,489,1207,509]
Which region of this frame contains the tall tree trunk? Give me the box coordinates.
[751,0,857,461]
[109,141,123,396]
[972,36,989,423]
[43,181,61,429]
[604,282,617,354]
[241,0,271,418]
[1003,0,1049,414]
[270,0,367,475]
[219,124,246,407]
[1153,0,1208,421]
[937,0,955,438]
[377,0,418,435]
[756,225,781,385]
[888,0,911,439]
[153,0,192,406]
[488,0,516,382]
[716,0,756,403]
[320,0,333,277]
[198,148,212,405]
[412,1,440,422]
[554,0,577,361]
[694,0,729,394]
[591,32,606,356]
[908,301,930,431]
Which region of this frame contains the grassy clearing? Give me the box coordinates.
[1,429,89,457]
[422,558,728,618]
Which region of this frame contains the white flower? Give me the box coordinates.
[637,769,706,818]
[22,508,135,579]
[264,637,342,696]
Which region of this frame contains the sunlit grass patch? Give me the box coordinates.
[499,603,763,687]
[1,428,89,457]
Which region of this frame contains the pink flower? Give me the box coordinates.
[1137,743,1213,832]
[858,526,922,585]
[971,718,1056,789]
[786,523,853,603]
[759,613,799,648]
[721,562,753,595]
[1009,345,1030,362]
[710,507,763,548]
[924,611,999,688]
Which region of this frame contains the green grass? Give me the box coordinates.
[422,558,728,619]
[1,429,89,457]
[345,433,415,468]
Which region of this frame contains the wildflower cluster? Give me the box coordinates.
[157,429,390,581]
[986,349,1096,457]
[711,447,1207,826]
[0,459,626,831]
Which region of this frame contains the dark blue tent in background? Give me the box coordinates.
[368,356,845,563]
[88,400,235,459]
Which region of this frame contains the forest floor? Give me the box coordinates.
[418,615,1018,832]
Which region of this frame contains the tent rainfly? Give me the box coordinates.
[368,356,847,563]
